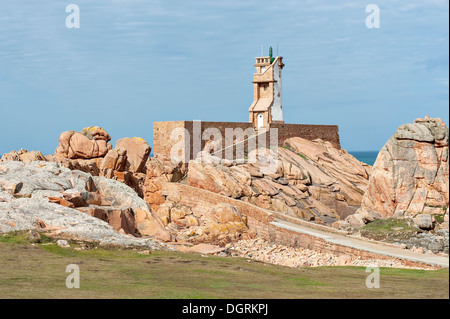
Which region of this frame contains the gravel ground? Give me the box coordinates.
[226,238,435,269]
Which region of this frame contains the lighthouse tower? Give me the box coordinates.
[248,47,285,129]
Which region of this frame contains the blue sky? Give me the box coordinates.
[0,0,448,155]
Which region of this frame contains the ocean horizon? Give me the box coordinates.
[348,151,379,166]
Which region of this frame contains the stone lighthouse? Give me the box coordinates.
[248,47,285,129]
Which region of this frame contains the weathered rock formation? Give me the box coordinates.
[100,148,128,174]
[0,161,170,242]
[348,117,449,228]
[45,154,103,176]
[47,129,153,199]
[1,149,45,163]
[282,137,371,218]
[143,154,186,211]
[2,119,448,258]
[115,137,151,173]
[55,126,112,159]
[156,201,250,246]
[187,137,370,225]
[2,128,158,202]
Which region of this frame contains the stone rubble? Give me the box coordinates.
[226,238,429,269]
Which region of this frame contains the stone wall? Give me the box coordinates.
[153,121,340,162]
[271,123,340,149]
[161,181,273,230]
[161,182,440,268]
[153,121,189,161]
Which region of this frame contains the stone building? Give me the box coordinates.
[153,51,340,162]
[249,47,285,128]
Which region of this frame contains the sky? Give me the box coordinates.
[0,0,448,155]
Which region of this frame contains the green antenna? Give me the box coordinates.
[269,46,274,63]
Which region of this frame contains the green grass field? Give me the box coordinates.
[0,232,448,299]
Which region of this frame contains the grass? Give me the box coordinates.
[0,231,448,299]
[360,218,419,242]
[434,214,445,223]
[282,146,309,161]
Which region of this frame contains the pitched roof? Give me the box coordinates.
[249,97,273,112]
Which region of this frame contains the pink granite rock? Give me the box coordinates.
[55,126,112,159]
[354,116,449,223]
[115,137,151,173]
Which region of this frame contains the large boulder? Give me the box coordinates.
[355,116,449,222]
[414,214,434,231]
[55,126,112,159]
[100,148,127,173]
[115,137,151,173]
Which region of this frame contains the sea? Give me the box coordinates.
[348,151,379,166]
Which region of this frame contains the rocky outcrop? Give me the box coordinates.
[1,129,155,202]
[143,154,186,211]
[156,201,250,246]
[115,137,151,173]
[100,148,127,173]
[351,116,449,227]
[282,137,371,219]
[0,196,168,249]
[47,129,154,199]
[0,161,170,242]
[1,149,45,163]
[45,154,103,176]
[55,126,112,159]
[187,137,371,225]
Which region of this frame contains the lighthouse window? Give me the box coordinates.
[264,85,268,91]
